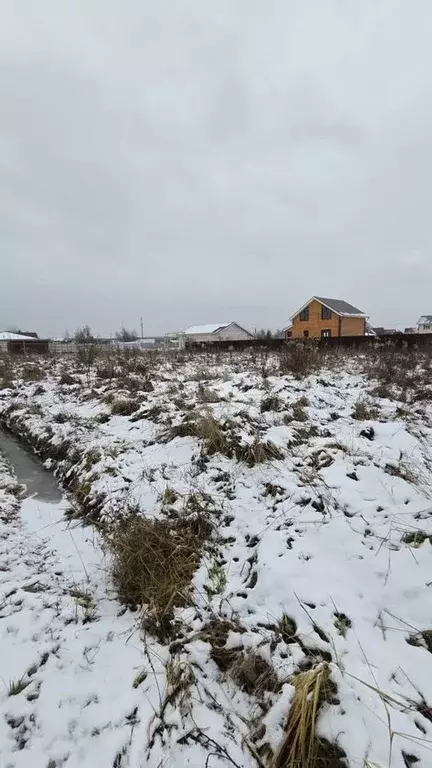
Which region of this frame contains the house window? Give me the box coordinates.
[321,329,331,338]
[303,330,309,338]
[321,306,332,320]
[299,307,309,321]
[286,330,292,338]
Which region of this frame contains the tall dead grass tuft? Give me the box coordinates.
[271,663,346,768]
[196,411,233,456]
[237,438,284,466]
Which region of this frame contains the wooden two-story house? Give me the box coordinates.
[285,297,368,340]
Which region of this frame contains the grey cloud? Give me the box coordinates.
[1,1,432,335]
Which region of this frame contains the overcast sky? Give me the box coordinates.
[1,1,431,336]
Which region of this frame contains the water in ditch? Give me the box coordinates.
[0,426,62,502]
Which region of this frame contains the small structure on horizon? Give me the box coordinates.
[371,327,400,336]
[0,331,49,355]
[179,322,254,347]
[417,315,432,334]
[285,297,368,340]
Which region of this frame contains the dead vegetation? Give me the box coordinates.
[261,395,282,413]
[201,618,279,695]
[401,530,431,547]
[271,663,346,768]
[407,630,432,654]
[111,398,137,416]
[279,342,322,378]
[164,411,284,465]
[107,511,213,639]
[351,399,380,420]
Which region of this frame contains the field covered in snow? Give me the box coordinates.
[0,344,432,768]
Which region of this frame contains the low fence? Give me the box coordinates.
[4,333,432,359]
[5,340,50,356]
[187,333,432,352]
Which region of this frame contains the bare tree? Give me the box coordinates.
[115,327,139,342]
[75,325,95,344]
[75,325,98,380]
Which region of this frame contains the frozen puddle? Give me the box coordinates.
[0,439,147,768]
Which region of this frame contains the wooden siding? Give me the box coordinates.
[289,299,365,339]
[340,316,366,336]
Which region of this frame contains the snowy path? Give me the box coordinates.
[0,468,147,768]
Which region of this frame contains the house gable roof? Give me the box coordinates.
[183,322,253,337]
[315,297,366,316]
[289,296,367,320]
[0,331,39,341]
[418,315,432,324]
[183,323,230,335]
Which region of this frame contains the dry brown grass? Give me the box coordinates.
[197,383,220,403]
[21,364,45,382]
[107,513,212,639]
[111,398,137,416]
[352,399,379,420]
[229,649,280,695]
[196,412,233,456]
[292,396,310,422]
[271,663,346,768]
[261,395,282,413]
[238,438,284,466]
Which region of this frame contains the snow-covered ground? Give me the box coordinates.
[0,348,432,767]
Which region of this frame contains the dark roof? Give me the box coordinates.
[373,327,399,335]
[315,297,365,316]
[419,315,432,323]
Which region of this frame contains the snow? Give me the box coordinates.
[0,332,38,341]
[183,323,229,335]
[0,462,151,767]
[1,350,432,767]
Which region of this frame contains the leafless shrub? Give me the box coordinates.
[21,364,45,382]
[0,358,14,389]
[363,345,431,399]
[279,342,321,378]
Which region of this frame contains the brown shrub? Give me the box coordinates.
[279,342,321,378]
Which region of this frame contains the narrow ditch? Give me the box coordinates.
[0,426,62,502]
